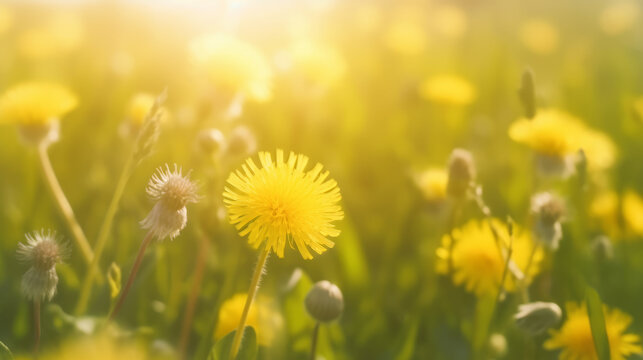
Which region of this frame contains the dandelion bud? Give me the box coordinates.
[531,192,565,250]
[305,281,344,323]
[514,302,562,335]
[518,68,536,119]
[225,126,257,157]
[197,128,226,155]
[592,235,614,261]
[17,230,68,301]
[446,148,476,198]
[488,333,507,358]
[535,153,574,178]
[141,164,199,240]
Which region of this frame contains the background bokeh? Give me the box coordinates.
[0,0,642,359]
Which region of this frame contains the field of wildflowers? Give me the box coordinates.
[0,0,642,359]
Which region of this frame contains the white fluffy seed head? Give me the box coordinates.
[142,164,198,241]
[17,230,67,301]
[146,164,199,211]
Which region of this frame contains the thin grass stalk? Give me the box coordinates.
[228,247,270,360]
[75,155,134,315]
[179,231,211,359]
[309,322,321,360]
[37,143,93,264]
[108,231,153,321]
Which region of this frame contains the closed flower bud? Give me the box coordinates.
[488,333,507,358]
[446,148,476,198]
[197,128,226,155]
[17,230,69,301]
[535,153,574,178]
[141,164,199,240]
[305,281,344,323]
[514,302,562,335]
[591,235,614,261]
[531,192,565,250]
[225,126,257,157]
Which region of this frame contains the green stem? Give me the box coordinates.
[75,156,134,315]
[37,144,93,264]
[108,231,153,322]
[228,247,270,360]
[310,322,321,360]
[33,300,40,358]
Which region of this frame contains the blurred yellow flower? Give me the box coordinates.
[544,302,642,360]
[39,335,145,360]
[520,19,559,55]
[223,149,343,259]
[288,40,347,89]
[598,0,640,35]
[18,12,84,59]
[508,108,617,171]
[432,5,468,39]
[436,219,543,297]
[127,93,155,126]
[414,168,448,203]
[0,82,77,126]
[418,74,476,106]
[214,293,283,346]
[384,10,428,56]
[590,190,620,237]
[623,190,643,236]
[0,6,13,35]
[190,33,272,102]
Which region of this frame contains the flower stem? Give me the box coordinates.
[179,231,211,358]
[310,322,321,360]
[228,248,270,360]
[37,144,93,264]
[108,231,153,322]
[75,156,134,315]
[33,300,40,357]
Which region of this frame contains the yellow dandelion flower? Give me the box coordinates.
[598,0,640,36]
[623,190,643,236]
[384,9,428,56]
[40,335,146,360]
[520,19,559,55]
[0,82,77,126]
[214,293,283,346]
[589,190,620,238]
[418,74,476,106]
[544,302,642,360]
[0,6,13,35]
[288,40,347,89]
[190,33,273,102]
[18,12,84,59]
[508,108,617,171]
[432,5,468,39]
[436,219,543,297]
[414,168,448,203]
[223,149,343,259]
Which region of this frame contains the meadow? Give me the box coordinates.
[0,0,642,359]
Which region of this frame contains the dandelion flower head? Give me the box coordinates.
[214,293,283,346]
[544,302,642,360]
[520,19,559,55]
[224,149,344,259]
[436,219,543,296]
[190,33,273,102]
[418,74,476,106]
[414,168,448,203]
[0,82,77,126]
[509,108,617,171]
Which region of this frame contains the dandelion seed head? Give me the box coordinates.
[224,149,344,259]
[141,164,198,241]
[17,229,67,301]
